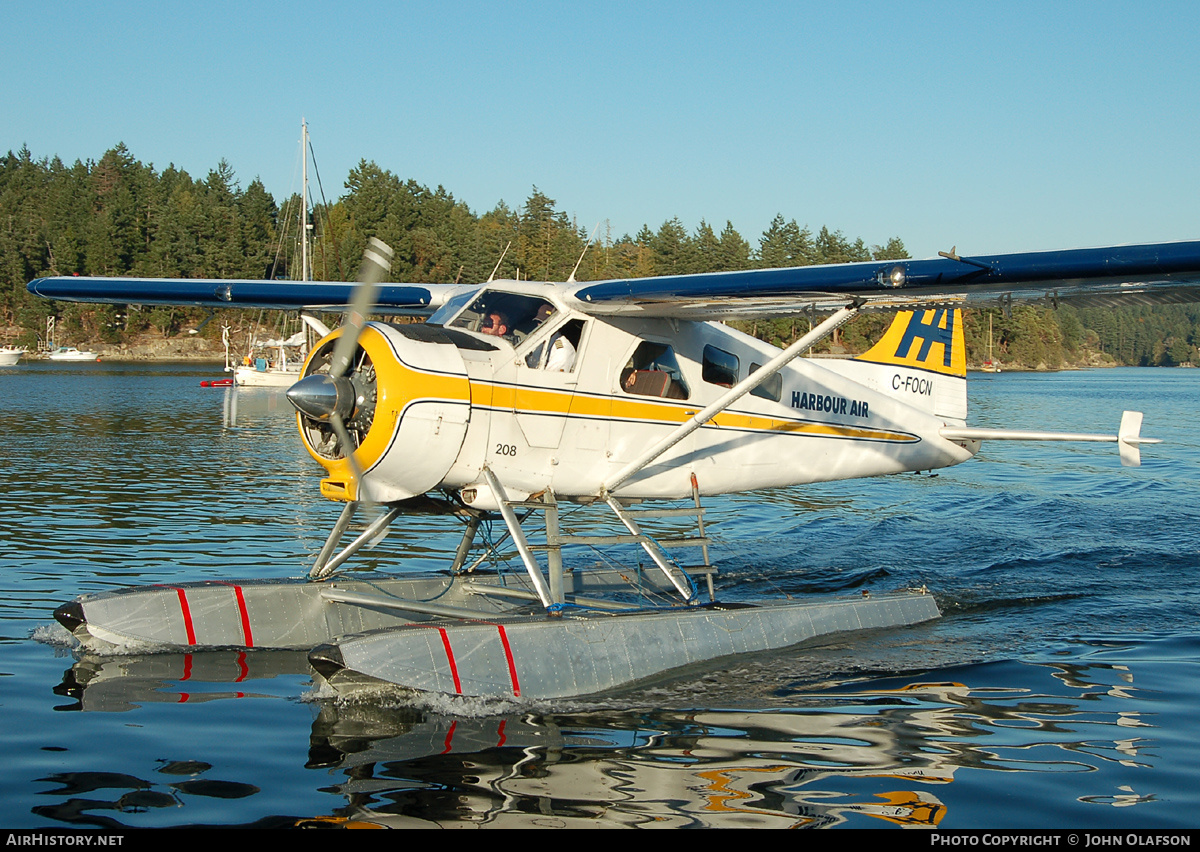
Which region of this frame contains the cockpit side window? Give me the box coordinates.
[619,341,689,399]
[525,319,584,372]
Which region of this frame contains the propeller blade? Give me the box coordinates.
[291,238,394,507]
[329,237,394,379]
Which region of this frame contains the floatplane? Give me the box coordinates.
[28,237,1200,701]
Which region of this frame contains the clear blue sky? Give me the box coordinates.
[4,1,1198,261]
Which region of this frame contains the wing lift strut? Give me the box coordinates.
[473,301,864,615]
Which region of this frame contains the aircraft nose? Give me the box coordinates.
[286,373,356,422]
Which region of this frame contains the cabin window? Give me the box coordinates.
[620,342,688,399]
[448,292,553,345]
[702,345,739,388]
[748,362,782,402]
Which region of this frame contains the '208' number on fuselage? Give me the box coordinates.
[495,443,518,457]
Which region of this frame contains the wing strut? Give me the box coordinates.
[601,303,862,495]
[482,466,556,609]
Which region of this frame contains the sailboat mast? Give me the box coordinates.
[301,119,310,283]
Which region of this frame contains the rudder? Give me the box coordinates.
[849,308,968,421]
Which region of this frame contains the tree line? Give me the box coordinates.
[1,144,1196,366]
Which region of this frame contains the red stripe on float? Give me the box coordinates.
[214,582,254,647]
[442,720,457,754]
[438,627,462,694]
[496,625,520,697]
[175,588,196,645]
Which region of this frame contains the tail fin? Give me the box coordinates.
[851,308,968,421]
[856,308,966,378]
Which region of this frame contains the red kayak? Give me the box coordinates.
[200,378,235,388]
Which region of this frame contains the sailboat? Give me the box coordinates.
[981,313,1001,373]
[232,120,319,388]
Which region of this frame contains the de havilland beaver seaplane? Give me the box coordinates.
[27,237,1200,701]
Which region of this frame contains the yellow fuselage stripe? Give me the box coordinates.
[480,381,917,443]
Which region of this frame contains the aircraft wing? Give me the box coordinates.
[25,276,466,316]
[565,240,1200,320]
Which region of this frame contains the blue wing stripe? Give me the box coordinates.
[26,277,440,314]
[569,240,1200,316]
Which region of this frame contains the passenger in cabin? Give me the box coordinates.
[537,305,577,372]
[524,304,578,372]
[545,332,576,372]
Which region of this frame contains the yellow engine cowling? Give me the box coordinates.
[295,322,472,502]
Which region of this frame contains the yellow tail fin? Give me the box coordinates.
[856,308,966,378]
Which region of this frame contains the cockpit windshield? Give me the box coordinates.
[426,290,478,327]
[446,292,557,346]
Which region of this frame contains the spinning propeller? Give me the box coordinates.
[287,238,395,502]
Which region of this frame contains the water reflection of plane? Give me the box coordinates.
[53,654,1154,827]
[299,699,962,828]
[54,650,311,712]
[54,654,954,826]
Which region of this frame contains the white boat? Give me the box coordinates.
[230,318,329,388]
[47,346,99,362]
[0,346,25,366]
[233,329,307,387]
[234,362,304,387]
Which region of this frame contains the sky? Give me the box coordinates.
[3,1,1198,262]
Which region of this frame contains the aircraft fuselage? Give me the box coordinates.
[296,284,977,507]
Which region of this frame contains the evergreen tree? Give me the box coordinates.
[757,215,814,268]
[716,221,750,271]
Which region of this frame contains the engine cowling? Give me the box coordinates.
[292,322,472,502]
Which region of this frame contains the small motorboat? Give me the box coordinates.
[47,346,100,362]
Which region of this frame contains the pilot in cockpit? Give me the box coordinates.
[480,310,513,340]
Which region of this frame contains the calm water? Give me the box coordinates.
[0,362,1197,828]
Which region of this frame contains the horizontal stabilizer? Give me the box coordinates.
[940,410,1159,467]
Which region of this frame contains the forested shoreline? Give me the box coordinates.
[2,144,1197,368]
